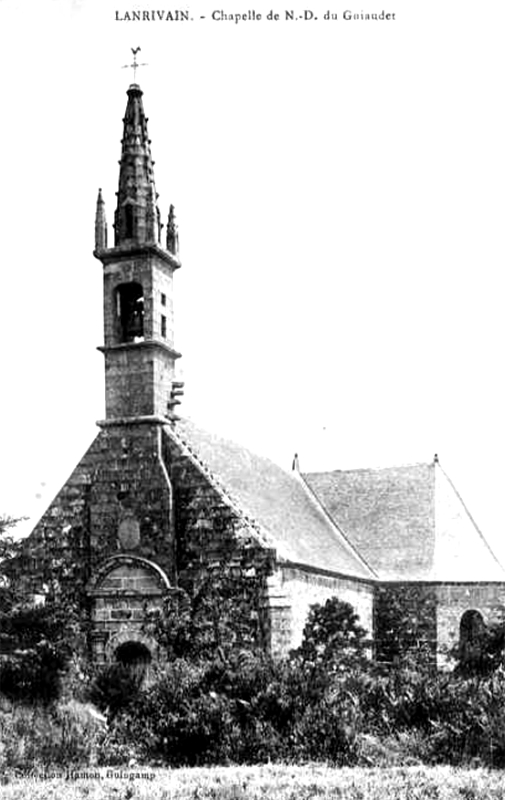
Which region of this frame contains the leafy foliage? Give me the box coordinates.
[0,515,23,611]
[102,597,374,765]
[0,600,76,704]
[146,573,263,662]
[293,597,370,674]
[87,661,144,718]
[453,618,505,678]
[0,513,76,705]
[6,572,505,769]
[374,585,437,668]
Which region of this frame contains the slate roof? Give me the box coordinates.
[304,462,505,582]
[168,419,374,580]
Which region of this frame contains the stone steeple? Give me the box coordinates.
[94,83,182,422]
[114,83,161,246]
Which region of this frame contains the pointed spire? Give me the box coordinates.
[114,83,159,246]
[166,204,179,255]
[94,188,107,251]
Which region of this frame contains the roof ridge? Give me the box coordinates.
[296,471,378,579]
[435,462,505,575]
[165,424,276,551]
[304,461,433,477]
[170,418,388,578]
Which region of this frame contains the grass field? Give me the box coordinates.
[2,764,505,799]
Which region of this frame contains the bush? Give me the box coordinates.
[87,661,143,719]
[0,599,77,705]
[10,589,505,769]
[110,659,217,765]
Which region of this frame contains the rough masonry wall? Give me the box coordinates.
[163,429,275,652]
[18,435,101,612]
[374,583,505,667]
[436,583,505,661]
[374,584,437,664]
[89,558,168,663]
[103,344,175,419]
[269,565,374,659]
[20,421,174,648]
[103,254,175,348]
[86,422,174,577]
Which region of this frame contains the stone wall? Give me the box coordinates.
[374,582,505,667]
[374,584,437,663]
[102,343,175,419]
[163,429,275,653]
[102,253,175,350]
[19,420,174,656]
[266,564,375,658]
[100,249,178,420]
[89,421,175,579]
[18,421,278,660]
[88,555,169,663]
[436,582,505,663]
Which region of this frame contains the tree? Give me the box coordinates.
[146,571,264,663]
[0,513,75,704]
[294,597,370,675]
[0,514,27,615]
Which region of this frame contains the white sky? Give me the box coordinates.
[1,0,505,563]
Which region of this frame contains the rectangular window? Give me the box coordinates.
[161,315,167,338]
[161,292,166,307]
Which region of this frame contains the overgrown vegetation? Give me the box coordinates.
[0,515,77,706]
[80,595,505,769]
[3,519,505,773]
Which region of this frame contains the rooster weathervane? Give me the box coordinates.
[122,47,148,82]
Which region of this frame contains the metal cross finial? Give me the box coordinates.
[122,47,148,83]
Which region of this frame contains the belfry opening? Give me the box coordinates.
[116,282,144,343]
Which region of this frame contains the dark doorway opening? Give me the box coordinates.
[458,609,486,674]
[115,641,152,683]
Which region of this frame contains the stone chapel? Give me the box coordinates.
[23,81,505,672]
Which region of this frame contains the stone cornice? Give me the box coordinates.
[97,415,170,427]
[94,242,181,270]
[97,340,181,359]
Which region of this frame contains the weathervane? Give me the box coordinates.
[122,47,148,82]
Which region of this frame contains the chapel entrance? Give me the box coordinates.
[115,640,152,683]
[86,555,170,669]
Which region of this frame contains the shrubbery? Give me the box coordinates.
[0,601,76,705]
[98,597,505,768]
[0,515,78,706]
[4,573,505,769]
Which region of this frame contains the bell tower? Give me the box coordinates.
[94,82,182,422]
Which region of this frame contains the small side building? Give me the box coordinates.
[304,460,505,663]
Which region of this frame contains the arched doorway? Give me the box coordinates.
[460,609,485,645]
[86,555,170,666]
[115,640,152,683]
[458,609,486,674]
